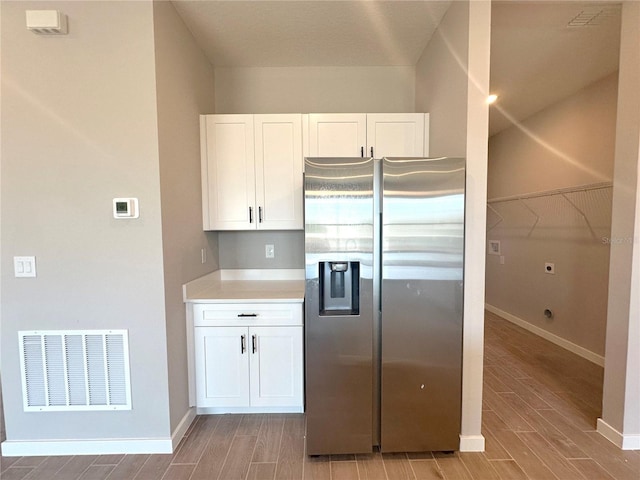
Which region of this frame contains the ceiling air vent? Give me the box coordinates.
[26,10,68,35]
[19,330,131,412]
[567,6,620,27]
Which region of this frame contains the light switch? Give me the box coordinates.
[14,256,37,278]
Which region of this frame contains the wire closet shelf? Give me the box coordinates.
[486,182,613,239]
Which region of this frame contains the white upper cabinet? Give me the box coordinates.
[201,114,303,231]
[201,112,428,230]
[254,115,303,230]
[366,113,429,158]
[201,114,255,230]
[305,113,429,159]
[307,114,367,157]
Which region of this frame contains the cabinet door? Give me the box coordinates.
[249,326,303,408]
[201,115,256,230]
[254,114,303,230]
[366,113,427,158]
[308,114,367,157]
[194,326,250,407]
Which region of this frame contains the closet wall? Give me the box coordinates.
[485,73,618,361]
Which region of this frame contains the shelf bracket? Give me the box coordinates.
[486,204,504,232]
[561,193,598,240]
[519,199,540,237]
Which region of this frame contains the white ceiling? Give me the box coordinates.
[171,0,451,67]
[489,1,621,135]
[172,0,622,136]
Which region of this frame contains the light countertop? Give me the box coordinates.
[183,269,305,304]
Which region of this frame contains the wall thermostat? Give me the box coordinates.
[113,198,139,219]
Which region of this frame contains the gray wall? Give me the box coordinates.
[486,74,618,358]
[214,66,415,114]
[1,1,170,440]
[152,1,218,433]
[218,231,304,269]
[414,2,469,158]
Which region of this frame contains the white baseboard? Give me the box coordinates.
[0,437,173,457]
[459,434,485,452]
[172,407,197,450]
[597,418,640,450]
[196,406,303,415]
[485,304,605,367]
[0,408,197,457]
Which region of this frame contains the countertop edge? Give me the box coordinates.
[183,269,305,303]
[184,297,304,304]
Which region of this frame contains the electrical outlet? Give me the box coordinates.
[201,248,207,264]
[544,262,555,274]
[265,244,275,259]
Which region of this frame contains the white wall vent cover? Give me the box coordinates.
[25,10,68,35]
[19,330,132,412]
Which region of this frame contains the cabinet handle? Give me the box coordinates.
[252,334,257,354]
[360,146,364,157]
[241,334,246,354]
[249,207,253,223]
[370,146,374,157]
[258,206,263,223]
[237,313,258,317]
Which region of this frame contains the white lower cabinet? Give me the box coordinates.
[193,303,303,413]
[249,326,303,408]
[195,326,250,408]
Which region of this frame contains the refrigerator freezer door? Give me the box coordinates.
[304,157,375,455]
[381,157,465,452]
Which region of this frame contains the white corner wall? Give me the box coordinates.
[152,1,218,438]
[415,0,492,452]
[599,0,640,451]
[1,0,171,454]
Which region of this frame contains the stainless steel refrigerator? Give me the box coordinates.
[304,156,465,455]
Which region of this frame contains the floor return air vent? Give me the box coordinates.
[19,330,132,412]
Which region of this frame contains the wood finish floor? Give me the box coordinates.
[2,311,639,479]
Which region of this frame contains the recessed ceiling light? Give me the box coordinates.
[486,94,498,105]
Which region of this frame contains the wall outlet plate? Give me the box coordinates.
[265,244,275,259]
[488,240,501,255]
[544,262,555,274]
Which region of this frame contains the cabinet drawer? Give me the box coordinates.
[193,303,302,327]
